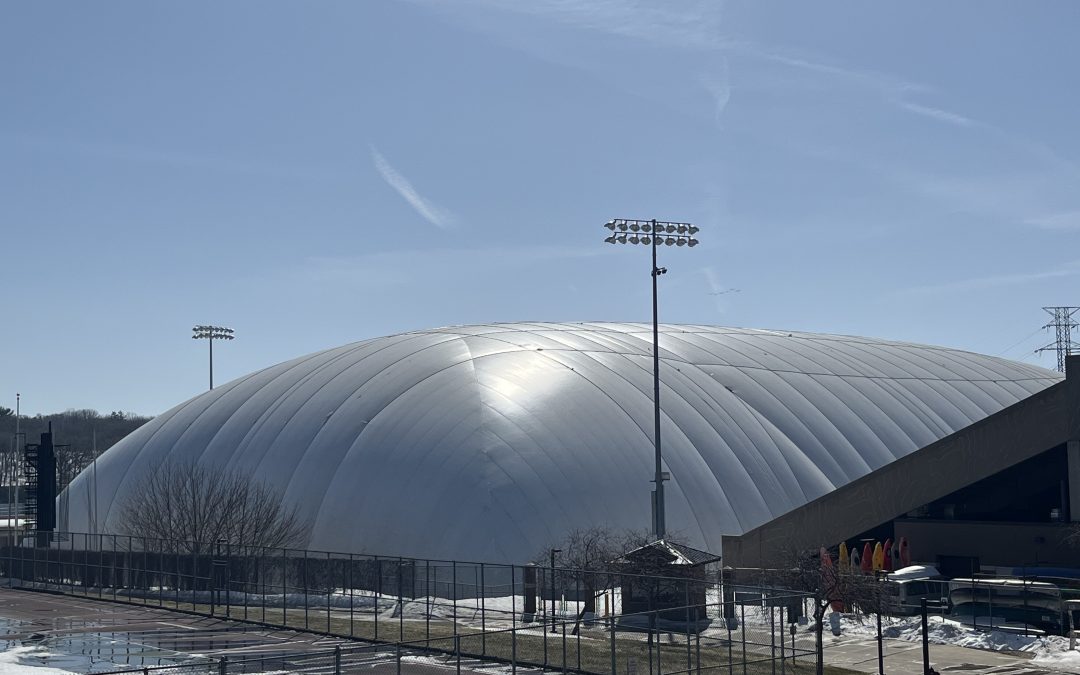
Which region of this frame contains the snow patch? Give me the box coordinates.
[0,646,79,675]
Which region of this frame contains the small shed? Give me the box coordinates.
[615,540,720,621]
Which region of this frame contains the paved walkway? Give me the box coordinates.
[814,634,1074,675]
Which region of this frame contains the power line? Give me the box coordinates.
[1035,306,1079,373]
[995,327,1044,357]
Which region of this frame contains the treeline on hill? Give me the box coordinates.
[0,407,152,488]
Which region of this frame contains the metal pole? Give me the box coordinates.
[650,219,665,539]
[480,563,486,656]
[512,564,517,675]
[609,577,616,675]
[876,605,883,675]
[426,561,431,645]
[550,549,560,632]
[780,606,785,675]
[921,599,930,675]
[399,557,404,643]
[686,580,693,675]
[741,602,746,675]
[771,601,776,675]
[209,334,214,390]
[562,611,567,674]
[727,595,734,675]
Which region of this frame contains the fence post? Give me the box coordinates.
[686,580,693,675]
[399,557,405,643]
[218,656,227,675]
[396,642,402,675]
[259,547,265,623]
[576,575,581,671]
[512,564,518,675]
[375,556,380,641]
[110,535,117,601]
[740,601,746,675]
[224,541,233,619]
[334,645,341,675]
[771,598,776,675]
[456,634,461,675]
[727,593,733,675]
[780,605,785,675]
[480,562,486,656]
[609,601,616,675]
[327,551,332,634]
[921,598,930,675]
[562,610,567,674]
[282,547,288,629]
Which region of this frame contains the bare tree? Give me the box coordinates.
[116,460,307,553]
[767,548,889,675]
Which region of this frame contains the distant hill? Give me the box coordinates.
[0,408,152,488]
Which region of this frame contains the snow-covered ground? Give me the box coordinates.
[0,647,77,675]
[807,611,1080,669]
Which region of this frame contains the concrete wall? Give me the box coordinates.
[723,368,1074,567]
[895,519,1080,569]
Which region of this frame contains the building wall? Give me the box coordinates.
[895,519,1080,569]
[722,377,1072,566]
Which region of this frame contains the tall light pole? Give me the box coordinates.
[192,325,235,390]
[603,219,699,540]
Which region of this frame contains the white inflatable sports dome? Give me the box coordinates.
[63,322,1061,562]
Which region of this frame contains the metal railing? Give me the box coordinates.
[0,532,816,675]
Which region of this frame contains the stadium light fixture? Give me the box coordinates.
[602,219,701,540]
[192,325,235,390]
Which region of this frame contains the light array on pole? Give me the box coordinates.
[192,325,234,390]
[192,325,235,341]
[604,219,699,247]
[601,217,700,540]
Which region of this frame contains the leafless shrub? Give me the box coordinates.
[116,460,308,554]
[767,548,891,675]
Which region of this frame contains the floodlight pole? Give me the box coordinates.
[603,219,699,540]
[192,325,235,390]
[650,221,665,540]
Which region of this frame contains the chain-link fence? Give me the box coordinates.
[0,531,816,675]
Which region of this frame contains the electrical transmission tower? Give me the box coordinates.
[1035,306,1080,372]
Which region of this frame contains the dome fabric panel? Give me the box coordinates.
[63,323,1062,563]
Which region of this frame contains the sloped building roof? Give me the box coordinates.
[63,322,1061,563]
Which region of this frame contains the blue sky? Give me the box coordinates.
[3,1,1079,416]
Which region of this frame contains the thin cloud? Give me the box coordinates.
[371,148,456,229]
[898,102,976,128]
[5,133,341,181]
[1025,210,1080,231]
[700,57,732,127]
[421,0,730,51]
[299,245,605,288]
[894,264,1080,298]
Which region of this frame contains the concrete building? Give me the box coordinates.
[723,354,1080,572]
